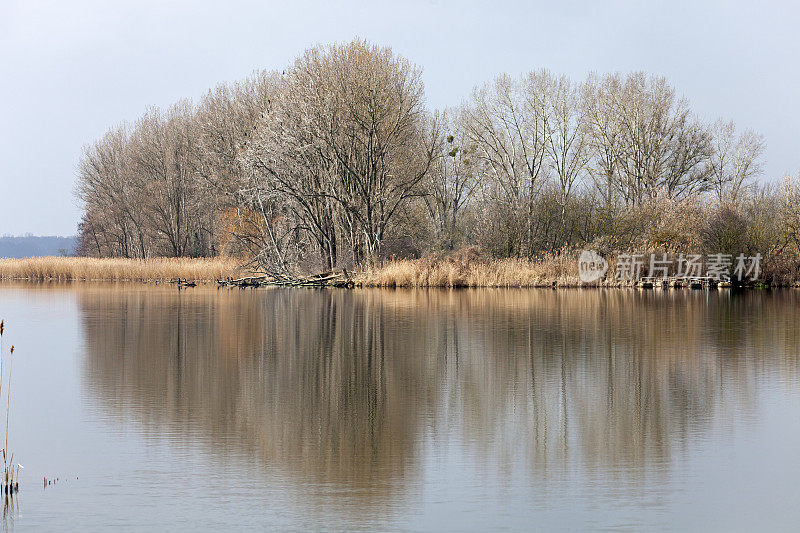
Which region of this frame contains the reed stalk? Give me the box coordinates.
[0,320,17,494]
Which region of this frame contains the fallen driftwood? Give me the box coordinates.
[217,275,268,287]
[217,270,355,289]
[167,278,197,288]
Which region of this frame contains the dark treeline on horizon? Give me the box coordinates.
[76,39,800,281]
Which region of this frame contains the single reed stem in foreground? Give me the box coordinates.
[4,344,12,477]
[0,321,18,494]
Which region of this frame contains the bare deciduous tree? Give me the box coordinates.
[245,40,437,268]
[423,109,478,250]
[709,119,765,204]
[613,73,712,203]
[464,72,549,256]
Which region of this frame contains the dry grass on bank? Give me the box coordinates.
[3,253,794,287]
[0,256,241,283]
[0,254,580,287]
[360,252,582,288]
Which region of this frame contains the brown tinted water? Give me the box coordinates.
[1,284,799,530]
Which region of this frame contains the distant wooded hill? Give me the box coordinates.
[0,235,77,258]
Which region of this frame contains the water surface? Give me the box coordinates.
[1,284,799,531]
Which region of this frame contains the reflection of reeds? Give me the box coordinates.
[0,257,241,283]
[0,320,18,495]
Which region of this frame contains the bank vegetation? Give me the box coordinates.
[0,257,238,283]
[68,39,800,286]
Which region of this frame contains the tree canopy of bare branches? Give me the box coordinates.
[77,40,778,274]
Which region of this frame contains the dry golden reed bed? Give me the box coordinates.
[0,253,582,287]
[0,257,240,283]
[360,254,582,288]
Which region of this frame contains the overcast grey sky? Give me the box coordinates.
[1,0,798,236]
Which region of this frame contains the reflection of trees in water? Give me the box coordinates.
[80,288,799,508]
[81,288,437,516]
[430,290,800,477]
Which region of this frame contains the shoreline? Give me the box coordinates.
[0,256,794,288]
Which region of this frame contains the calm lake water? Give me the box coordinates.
[0,284,799,531]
